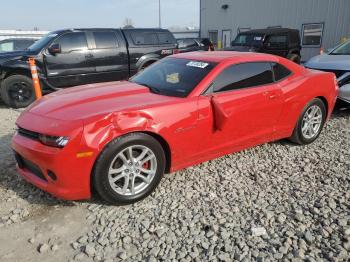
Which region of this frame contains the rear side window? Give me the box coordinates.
[93,31,119,49]
[15,40,35,50]
[213,62,274,92]
[272,63,292,81]
[0,41,14,52]
[266,35,288,48]
[158,33,174,44]
[55,32,88,52]
[131,32,158,45]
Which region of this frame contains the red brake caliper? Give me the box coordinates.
[142,161,150,169]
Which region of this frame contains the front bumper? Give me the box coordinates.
[11,113,94,200]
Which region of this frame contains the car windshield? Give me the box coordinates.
[130,58,217,97]
[27,32,58,52]
[232,34,264,47]
[330,40,350,55]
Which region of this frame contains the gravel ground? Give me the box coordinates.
[0,100,349,262]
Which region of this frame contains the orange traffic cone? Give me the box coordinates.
[28,58,42,99]
[320,47,324,55]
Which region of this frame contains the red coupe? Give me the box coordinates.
[12,51,338,204]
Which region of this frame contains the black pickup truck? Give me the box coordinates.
[0,28,177,108]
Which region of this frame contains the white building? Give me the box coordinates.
[0,30,48,41]
[200,0,350,60]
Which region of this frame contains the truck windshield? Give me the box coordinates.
[330,40,350,55]
[232,34,264,47]
[27,33,58,53]
[130,58,217,97]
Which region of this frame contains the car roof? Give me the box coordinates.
[171,51,281,63]
[240,28,299,35]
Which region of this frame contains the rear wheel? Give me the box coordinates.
[93,133,166,205]
[0,75,35,108]
[289,98,326,145]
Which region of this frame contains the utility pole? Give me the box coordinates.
[158,0,161,28]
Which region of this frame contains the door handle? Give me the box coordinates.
[263,91,280,100]
[269,94,279,99]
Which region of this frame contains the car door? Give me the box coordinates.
[198,62,283,154]
[88,30,129,82]
[44,32,95,88]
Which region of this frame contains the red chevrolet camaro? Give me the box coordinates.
[12,51,338,204]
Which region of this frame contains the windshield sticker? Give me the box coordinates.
[254,36,262,41]
[166,73,180,84]
[186,61,209,68]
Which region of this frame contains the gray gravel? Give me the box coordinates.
[0,101,349,261]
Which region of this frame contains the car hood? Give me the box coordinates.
[26,81,180,121]
[0,50,35,63]
[305,54,350,71]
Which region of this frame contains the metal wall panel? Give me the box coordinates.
[200,0,350,60]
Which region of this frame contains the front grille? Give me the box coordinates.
[14,151,47,182]
[17,127,39,141]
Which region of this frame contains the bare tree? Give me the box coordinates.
[122,18,134,29]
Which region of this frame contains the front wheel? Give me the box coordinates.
[0,75,35,108]
[289,98,326,145]
[92,133,166,205]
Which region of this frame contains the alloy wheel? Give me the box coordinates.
[108,145,157,196]
[301,105,323,139]
[8,82,33,103]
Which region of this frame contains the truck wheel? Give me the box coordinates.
[0,75,35,108]
[287,54,301,64]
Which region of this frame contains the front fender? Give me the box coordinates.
[82,111,159,155]
[1,56,44,80]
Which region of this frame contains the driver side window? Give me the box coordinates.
[54,32,88,53]
[213,62,274,93]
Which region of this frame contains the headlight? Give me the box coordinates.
[38,135,69,148]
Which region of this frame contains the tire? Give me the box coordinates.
[287,54,301,64]
[0,75,35,108]
[289,98,326,145]
[92,133,166,205]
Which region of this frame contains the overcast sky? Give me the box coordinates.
[0,0,199,31]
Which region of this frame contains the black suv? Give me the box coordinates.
[0,28,177,108]
[227,28,301,64]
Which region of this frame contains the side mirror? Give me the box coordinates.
[48,43,61,55]
[210,96,230,131]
